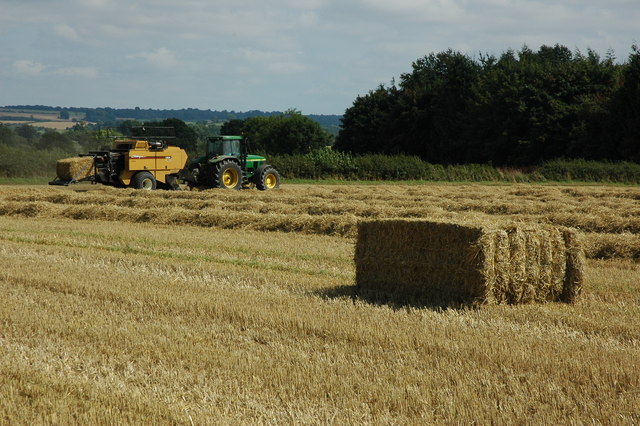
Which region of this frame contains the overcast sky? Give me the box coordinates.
[1,0,637,115]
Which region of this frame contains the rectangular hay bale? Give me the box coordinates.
[56,156,95,181]
[355,220,584,305]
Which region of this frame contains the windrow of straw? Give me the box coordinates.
[582,232,640,260]
[3,185,639,234]
[0,185,635,260]
[355,220,584,305]
[55,156,95,181]
[0,201,359,237]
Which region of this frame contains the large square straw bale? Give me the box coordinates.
[355,220,584,305]
[56,156,95,181]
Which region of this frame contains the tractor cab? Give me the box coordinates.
[207,135,243,157]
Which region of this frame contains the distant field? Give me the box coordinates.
[0,120,76,130]
[0,111,60,120]
[0,108,84,129]
[0,183,638,423]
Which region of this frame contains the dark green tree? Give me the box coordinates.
[336,45,628,165]
[68,123,101,150]
[188,121,220,154]
[84,108,116,123]
[220,119,245,135]
[395,49,481,163]
[37,130,74,151]
[608,45,640,162]
[336,50,481,162]
[118,120,144,135]
[334,84,399,154]
[242,110,332,154]
[15,124,39,142]
[473,44,619,164]
[141,118,199,155]
[188,121,220,140]
[0,124,19,146]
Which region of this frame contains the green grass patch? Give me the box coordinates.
[274,151,640,184]
[537,159,640,184]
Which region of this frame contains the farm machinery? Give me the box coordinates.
[50,135,188,190]
[181,135,280,190]
[50,133,280,191]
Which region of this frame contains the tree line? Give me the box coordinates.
[0,122,100,153]
[1,105,342,131]
[335,44,640,165]
[0,111,330,155]
[0,111,332,177]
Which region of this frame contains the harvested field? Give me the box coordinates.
[0,183,639,423]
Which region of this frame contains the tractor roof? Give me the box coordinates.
[210,135,243,141]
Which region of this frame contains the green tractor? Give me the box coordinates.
[181,135,281,190]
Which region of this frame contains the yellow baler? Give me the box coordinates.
[117,139,188,189]
[50,138,188,190]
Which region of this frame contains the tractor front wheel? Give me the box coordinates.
[214,161,243,190]
[256,166,281,190]
[131,171,156,190]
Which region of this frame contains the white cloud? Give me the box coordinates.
[12,60,97,78]
[286,0,326,9]
[131,48,178,68]
[76,0,109,9]
[55,67,98,78]
[239,48,307,74]
[13,59,46,75]
[54,24,80,41]
[360,0,463,22]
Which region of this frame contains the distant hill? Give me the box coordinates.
[1,105,343,129]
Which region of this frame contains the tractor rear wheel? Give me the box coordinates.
[131,171,156,190]
[214,160,243,190]
[256,166,280,190]
[185,164,200,189]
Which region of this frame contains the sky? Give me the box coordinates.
[0,0,638,115]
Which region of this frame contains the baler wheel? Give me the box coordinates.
[131,171,156,190]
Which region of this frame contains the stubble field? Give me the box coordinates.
[0,183,639,423]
